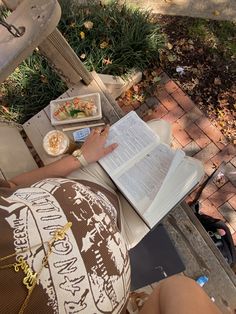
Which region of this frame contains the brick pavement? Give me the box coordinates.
[118,69,236,244]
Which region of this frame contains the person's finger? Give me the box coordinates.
[100,131,108,138]
[93,127,103,135]
[103,143,118,156]
[104,124,110,132]
[100,125,110,137]
[90,129,97,136]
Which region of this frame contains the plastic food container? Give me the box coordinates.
[50,93,102,126]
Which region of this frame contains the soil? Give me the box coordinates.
[157,15,236,144]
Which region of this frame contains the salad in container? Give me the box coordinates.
[50,93,102,126]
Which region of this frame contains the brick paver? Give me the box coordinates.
[172,122,192,146]
[151,104,168,119]
[171,89,195,111]
[225,163,236,187]
[183,141,201,157]
[145,97,159,108]
[202,124,227,147]
[162,105,184,123]
[196,115,212,131]
[200,181,218,201]
[229,195,236,209]
[135,103,149,117]
[164,80,179,94]
[122,104,133,113]
[185,123,211,148]
[208,182,235,208]
[226,223,235,235]
[200,199,225,221]
[231,157,236,167]
[193,142,219,163]
[211,144,235,166]
[156,89,179,111]
[185,106,203,122]
[204,160,217,176]
[219,202,236,230]
[177,113,193,128]
[119,69,236,239]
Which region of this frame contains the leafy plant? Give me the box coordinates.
[0,52,66,123]
[58,0,165,75]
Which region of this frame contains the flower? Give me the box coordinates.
[80,31,85,40]
[103,58,112,65]
[83,21,93,29]
[100,41,109,49]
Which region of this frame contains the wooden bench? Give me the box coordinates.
[1,1,236,312]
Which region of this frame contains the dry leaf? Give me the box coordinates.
[100,41,109,49]
[167,54,177,62]
[166,42,173,50]
[80,31,85,40]
[40,75,48,84]
[212,10,220,16]
[153,76,161,83]
[70,22,76,28]
[103,58,112,65]
[214,77,221,85]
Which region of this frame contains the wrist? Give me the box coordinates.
[72,149,88,167]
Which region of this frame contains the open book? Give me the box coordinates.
[99,111,204,228]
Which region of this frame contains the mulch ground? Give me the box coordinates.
[156,15,236,144]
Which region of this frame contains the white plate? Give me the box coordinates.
[50,93,102,126]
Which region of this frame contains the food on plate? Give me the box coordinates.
[53,97,97,121]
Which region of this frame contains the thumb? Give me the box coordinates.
[103,143,118,156]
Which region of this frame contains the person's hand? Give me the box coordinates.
[81,125,118,164]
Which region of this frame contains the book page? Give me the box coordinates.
[99,111,191,227]
[143,157,204,228]
[99,111,159,176]
[113,144,181,214]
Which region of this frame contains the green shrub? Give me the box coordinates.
[58,1,164,75]
[0,52,66,123]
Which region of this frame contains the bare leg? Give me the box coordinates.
[143,110,172,145]
[139,275,222,314]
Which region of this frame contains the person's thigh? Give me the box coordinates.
[140,275,222,314]
[67,161,117,193]
[147,119,172,145]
